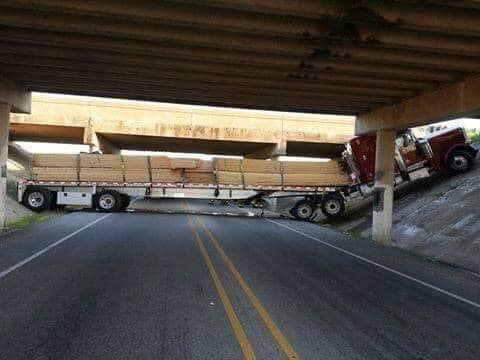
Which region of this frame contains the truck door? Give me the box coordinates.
[396,131,427,171]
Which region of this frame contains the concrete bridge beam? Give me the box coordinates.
[245,139,287,159]
[83,127,120,154]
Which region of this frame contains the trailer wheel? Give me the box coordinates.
[447,151,473,173]
[291,199,316,221]
[321,193,346,220]
[22,187,51,212]
[94,191,122,212]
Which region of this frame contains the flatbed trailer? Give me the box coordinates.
[17,179,354,220]
[18,126,475,221]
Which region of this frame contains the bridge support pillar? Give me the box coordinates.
[0,104,11,229]
[372,129,395,245]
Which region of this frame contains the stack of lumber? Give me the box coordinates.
[79,154,123,182]
[184,159,216,184]
[215,158,243,185]
[150,155,182,183]
[282,160,350,186]
[242,159,282,186]
[29,153,351,187]
[123,155,150,182]
[32,154,79,181]
[150,157,215,183]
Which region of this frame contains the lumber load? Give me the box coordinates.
[32,167,78,181]
[281,160,348,186]
[214,158,242,172]
[282,160,342,174]
[216,171,243,185]
[79,168,124,182]
[183,170,216,184]
[28,153,351,187]
[149,156,198,169]
[183,159,215,183]
[123,156,151,182]
[124,169,150,183]
[244,173,282,186]
[243,159,281,174]
[170,158,197,169]
[149,156,171,169]
[192,159,214,172]
[123,155,149,169]
[33,154,78,168]
[151,169,183,183]
[80,154,122,168]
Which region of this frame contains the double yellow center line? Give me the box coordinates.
[186,208,299,359]
[187,216,256,359]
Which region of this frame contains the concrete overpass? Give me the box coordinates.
[9,94,354,158]
[2,1,480,242]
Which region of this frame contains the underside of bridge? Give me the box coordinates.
[1,0,480,240]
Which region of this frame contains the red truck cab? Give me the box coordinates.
[345,127,477,185]
[301,126,476,220]
[420,127,477,172]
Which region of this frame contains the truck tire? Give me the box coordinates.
[94,190,122,212]
[119,194,131,211]
[291,199,316,221]
[447,151,473,173]
[321,193,346,220]
[22,187,52,212]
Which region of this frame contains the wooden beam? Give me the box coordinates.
[356,73,480,134]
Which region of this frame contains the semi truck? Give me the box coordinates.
[17,126,477,220]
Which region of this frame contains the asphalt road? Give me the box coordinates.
[0,201,479,359]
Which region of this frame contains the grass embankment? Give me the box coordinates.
[4,210,60,232]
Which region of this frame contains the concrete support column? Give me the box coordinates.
[372,129,396,245]
[0,103,11,229]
